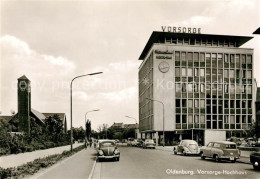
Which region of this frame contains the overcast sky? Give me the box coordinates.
[0,0,259,130]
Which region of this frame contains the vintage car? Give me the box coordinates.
[173,140,200,155]
[200,141,240,162]
[250,152,260,170]
[97,140,120,161]
[143,139,156,149]
[136,139,144,147]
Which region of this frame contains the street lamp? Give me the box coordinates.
[70,72,103,152]
[85,109,100,147]
[146,97,165,147]
[125,116,138,139]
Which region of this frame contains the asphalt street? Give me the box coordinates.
[92,146,260,179]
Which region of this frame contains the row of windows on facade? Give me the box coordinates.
[175,83,252,94]
[175,52,252,64]
[175,68,252,79]
[175,99,252,109]
[175,115,252,124]
[164,38,239,47]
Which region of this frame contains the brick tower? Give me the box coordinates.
[17,75,31,134]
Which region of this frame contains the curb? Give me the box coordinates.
[88,156,97,179]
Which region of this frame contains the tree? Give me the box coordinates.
[86,120,91,140]
[245,122,257,139]
[45,114,64,142]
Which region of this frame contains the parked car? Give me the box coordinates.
[131,139,139,146]
[173,140,200,155]
[136,139,144,147]
[127,138,135,146]
[200,141,240,162]
[143,139,156,149]
[250,152,260,170]
[97,140,120,162]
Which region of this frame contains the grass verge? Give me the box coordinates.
[0,145,85,179]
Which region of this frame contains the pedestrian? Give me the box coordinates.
[90,140,92,148]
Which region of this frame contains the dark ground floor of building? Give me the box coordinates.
[141,129,247,146]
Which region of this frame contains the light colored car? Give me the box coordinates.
[200,141,240,162]
[97,140,120,161]
[127,138,135,146]
[173,140,200,155]
[143,139,156,149]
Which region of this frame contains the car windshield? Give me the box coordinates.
[101,142,115,147]
[225,144,236,149]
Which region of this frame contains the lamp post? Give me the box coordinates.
[85,109,100,147]
[70,72,102,152]
[125,116,137,139]
[146,97,165,147]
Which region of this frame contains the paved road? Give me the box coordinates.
[28,147,96,179]
[92,147,260,179]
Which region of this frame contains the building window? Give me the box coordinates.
[182,52,186,61]
[200,99,205,108]
[248,100,252,108]
[175,52,180,61]
[182,68,186,76]
[200,116,205,123]
[188,115,193,123]
[230,84,235,94]
[224,70,229,78]
[176,83,181,92]
[176,99,181,107]
[176,115,181,123]
[242,55,246,64]
[200,53,205,62]
[224,84,229,93]
[200,69,205,77]
[175,68,180,77]
[247,86,252,94]
[230,100,235,108]
[230,70,234,78]
[187,68,193,77]
[195,99,199,108]
[187,53,192,61]
[182,99,187,107]
[182,83,186,92]
[194,83,199,92]
[230,116,235,124]
[182,115,187,123]
[194,53,199,62]
[242,116,246,123]
[200,84,205,93]
[247,71,252,79]
[224,116,229,123]
[242,100,246,108]
[188,83,193,92]
[247,55,252,64]
[230,54,235,63]
[194,115,199,123]
[195,68,199,76]
[236,100,240,108]
[224,54,229,63]
[188,99,193,108]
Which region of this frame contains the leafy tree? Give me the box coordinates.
[86,120,91,140]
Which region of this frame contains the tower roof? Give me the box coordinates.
[253,27,260,34]
[18,75,30,81]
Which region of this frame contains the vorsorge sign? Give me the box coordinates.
[161,26,201,34]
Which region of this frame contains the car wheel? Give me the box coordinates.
[97,158,102,162]
[231,158,236,163]
[200,153,206,160]
[214,155,221,162]
[182,150,186,156]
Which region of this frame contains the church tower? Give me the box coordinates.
[17,75,31,134]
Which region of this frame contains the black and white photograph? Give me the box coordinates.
[0,0,260,178]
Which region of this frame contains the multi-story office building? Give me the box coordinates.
[138,31,255,145]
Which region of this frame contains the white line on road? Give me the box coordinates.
[88,156,97,179]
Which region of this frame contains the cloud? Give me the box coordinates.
[100,86,137,102]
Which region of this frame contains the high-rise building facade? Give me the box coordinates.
[138,31,255,145]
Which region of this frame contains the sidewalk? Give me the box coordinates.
[155,146,251,164]
[28,147,97,179]
[0,143,83,169]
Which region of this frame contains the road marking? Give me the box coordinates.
[91,160,101,179]
[26,148,85,179]
[88,156,97,179]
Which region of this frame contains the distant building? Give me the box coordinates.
[255,87,260,139]
[138,30,255,145]
[0,75,67,134]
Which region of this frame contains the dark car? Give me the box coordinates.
[250,152,260,170]
[97,140,120,162]
[136,139,144,147]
